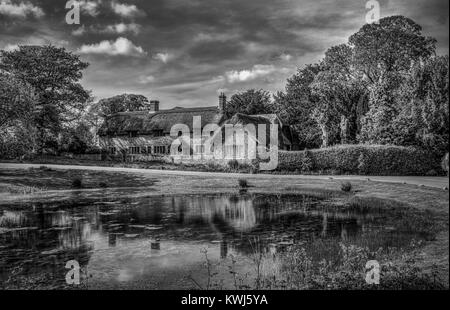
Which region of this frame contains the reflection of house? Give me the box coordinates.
[98,94,299,163]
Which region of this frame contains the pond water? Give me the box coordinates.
[0,193,425,289]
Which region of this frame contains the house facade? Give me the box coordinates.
[98,94,299,164]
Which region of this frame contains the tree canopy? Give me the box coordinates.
[225,89,274,118]
[96,94,151,116]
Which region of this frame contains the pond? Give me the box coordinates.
[0,193,429,289]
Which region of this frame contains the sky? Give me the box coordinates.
[0,0,449,109]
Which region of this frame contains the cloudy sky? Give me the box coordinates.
[0,0,448,108]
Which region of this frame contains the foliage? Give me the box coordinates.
[0,45,90,153]
[274,16,446,152]
[340,182,352,192]
[349,15,436,86]
[277,145,443,176]
[225,89,274,118]
[227,159,240,170]
[273,64,323,148]
[238,179,249,188]
[96,93,151,116]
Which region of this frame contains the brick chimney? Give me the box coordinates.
[219,93,226,113]
[149,100,160,112]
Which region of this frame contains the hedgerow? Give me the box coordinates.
[277,145,444,176]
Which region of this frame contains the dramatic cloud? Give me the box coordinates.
[72,23,141,36]
[104,23,141,35]
[1,0,448,107]
[0,0,44,18]
[79,37,146,57]
[153,52,172,63]
[70,0,100,17]
[279,53,293,61]
[111,1,142,17]
[225,65,278,83]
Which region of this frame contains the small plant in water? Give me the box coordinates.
[238,179,249,188]
[341,181,352,192]
[72,178,83,189]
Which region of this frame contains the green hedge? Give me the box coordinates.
[277,145,444,176]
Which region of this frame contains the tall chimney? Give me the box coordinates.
[219,93,226,112]
[149,100,160,112]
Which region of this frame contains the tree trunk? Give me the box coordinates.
[320,123,329,148]
[340,115,349,144]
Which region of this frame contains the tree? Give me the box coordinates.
[0,45,91,152]
[0,73,37,158]
[225,89,273,118]
[349,15,436,86]
[312,72,367,145]
[312,45,369,145]
[96,94,151,116]
[0,72,35,131]
[273,64,324,149]
[351,16,438,146]
[391,55,449,155]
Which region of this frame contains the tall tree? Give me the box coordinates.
[313,45,369,144]
[225,89,273,118]
[273,64,324,148]
[349,15,436,86]
[0,73,37,158]
[350,16,437,145]
[96,94,151,116]
[0,73,35,130]
[392,55,449,155]
[0,45,90,151]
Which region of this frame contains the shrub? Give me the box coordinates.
[278,145,444,176]
[301,150,313,172]
[238,179,249,188]
[341,182,352,192]
[228,160,240,170]
[72,178,83,189]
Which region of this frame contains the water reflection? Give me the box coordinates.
[0,194,419,288]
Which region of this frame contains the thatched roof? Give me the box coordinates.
[98,106,225,136]
[98,107,297,148]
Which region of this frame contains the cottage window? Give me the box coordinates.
[109,147,117,154]
[129,147,140,154]
[147,146,152,154]
[154,146,166,154]
[129,131,138,137]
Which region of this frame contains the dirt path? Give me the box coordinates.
[1,162,448,189]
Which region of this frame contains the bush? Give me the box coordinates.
[341,182,352,192]
[228,160,240,170]
[278,145,444,176]
[72,178,83,189]
[238,179,249,188]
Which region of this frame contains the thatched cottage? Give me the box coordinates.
[98,94,298,163]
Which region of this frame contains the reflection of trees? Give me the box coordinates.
[0,194,371,284]
[0,205,95,286]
